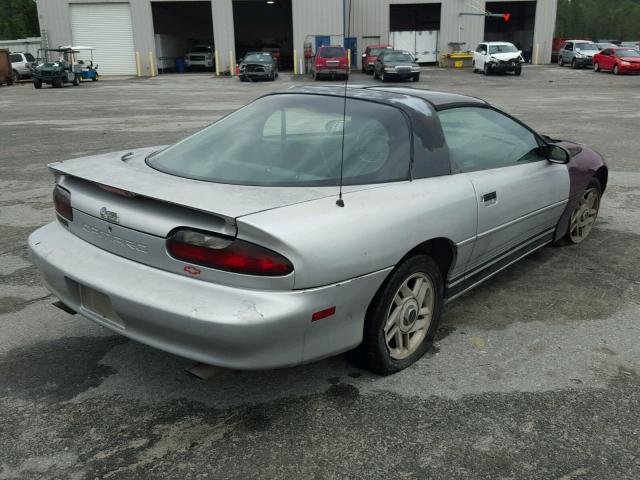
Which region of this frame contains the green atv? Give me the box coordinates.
[32,48,82,89]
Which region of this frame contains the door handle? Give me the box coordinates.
[482,191,497,205]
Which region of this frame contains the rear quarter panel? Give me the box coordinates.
[237,177,478,290]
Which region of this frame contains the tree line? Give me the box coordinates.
[556,0,640,41]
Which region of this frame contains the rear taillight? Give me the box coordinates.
[53,185,73,221]
[167,229,293,277]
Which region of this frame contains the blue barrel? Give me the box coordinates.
[175,58,185,73]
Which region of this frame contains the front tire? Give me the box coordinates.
[33,78,42,89]
[613,64,620,75]
[53,76,63,88]
[565,179,602,244]
[357,255,443,375]
[571,59,578,69]
[483,63,490,75]
[381,71,387,82]
[594,62,600,72]
[514,66,522,76]
[412,73,420,82]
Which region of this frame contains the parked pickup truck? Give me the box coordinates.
[185,45,214,71]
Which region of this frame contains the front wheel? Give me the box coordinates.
[571,59,578,69]
[33,78,42,89]
[12,70,20,83]
[514,67,522,76]
[357,255,443,375]
[483,63,490,75]
[565,179,601,244]
[53,76,63,88]
[613,64,620,75]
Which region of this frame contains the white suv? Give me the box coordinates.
[473,42,524,76]
[10,52,35,81]
[185,45,214,71]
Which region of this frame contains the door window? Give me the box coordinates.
[476,44,485,53]
[564,42,573,51]
[438,107,544,173]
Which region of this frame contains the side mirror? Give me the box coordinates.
[544,144,570,164]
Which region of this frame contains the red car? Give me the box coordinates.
[593,47,640,75]
[361,44,393,74]
[312,45,349,80]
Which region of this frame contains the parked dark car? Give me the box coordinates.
[373,50,420,82]
[312,45,349,80]
[239,52,278,81]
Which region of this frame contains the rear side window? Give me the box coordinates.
[438,107,544,173]
[319,47,346,58]
[10,54,21,62]
[25,53,35,61]
[148,94,411,187]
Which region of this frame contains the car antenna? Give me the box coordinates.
[336,0,352,208]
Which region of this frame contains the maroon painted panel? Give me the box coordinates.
[554,141,607,241]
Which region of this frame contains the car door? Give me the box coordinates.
[602,49,614,70]
[438,106,570,285]
[563,42,573,62]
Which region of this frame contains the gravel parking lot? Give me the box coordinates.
[1,66,639,479]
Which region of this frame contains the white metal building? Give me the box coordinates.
[35,0,557,76]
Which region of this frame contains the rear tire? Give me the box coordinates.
[559,56,564,67]
[413,73,420,82]
[33,78,42,89]
[594,62,600,72]
[356,255,444,375]
[514,67,522,76]
[12,70,20,83]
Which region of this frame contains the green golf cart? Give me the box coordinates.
[32,47,82,89]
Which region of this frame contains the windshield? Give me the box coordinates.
[616,49,640,57]
[369,48,386,56]
[319,47,345,58]
[489,44,518,54]
[147,94,411,187]
[191,46,211,53]
[384,52,414,62]
[244,53,272,62]
[575,43,598,51]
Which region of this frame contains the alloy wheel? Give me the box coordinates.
[384,273,435,360]
[569,187,600,243]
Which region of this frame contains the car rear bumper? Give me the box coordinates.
[315,68,349,75]
[29,222,389,369]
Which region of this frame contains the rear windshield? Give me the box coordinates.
[147,94,411,187]
[10,54,21,62]
[244,53,272,62]
[383,52,414,62]
[616,49,640,57]
[575,43,598,51]
[489,44,518,54]
[319,47,346,58]
[369,48,385,56]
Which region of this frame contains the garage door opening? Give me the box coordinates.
[151,1,214,73]
[485,1,537,62]
[232,0,293,70]
[389,3,441,64]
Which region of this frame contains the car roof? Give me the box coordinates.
[246,51,271,55]
[566,40,594,43]
[277,85,487,111]
[319,45,345,49]
[482,41,515,45]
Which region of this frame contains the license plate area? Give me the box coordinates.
[79,284,124,328]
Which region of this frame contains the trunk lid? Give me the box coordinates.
[50,147,346,226]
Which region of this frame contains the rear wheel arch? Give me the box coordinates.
[398,237,457,286]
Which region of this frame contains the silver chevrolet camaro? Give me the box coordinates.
[29,86,607,374]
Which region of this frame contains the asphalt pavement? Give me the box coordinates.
[1,66,639,479]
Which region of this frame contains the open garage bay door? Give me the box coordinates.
[485,1,537,62]
[71,3,137,75]
[389,3,441,63]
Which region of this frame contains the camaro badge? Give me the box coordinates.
[99,207,120,224]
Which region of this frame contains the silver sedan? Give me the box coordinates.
[29,86,607,374]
